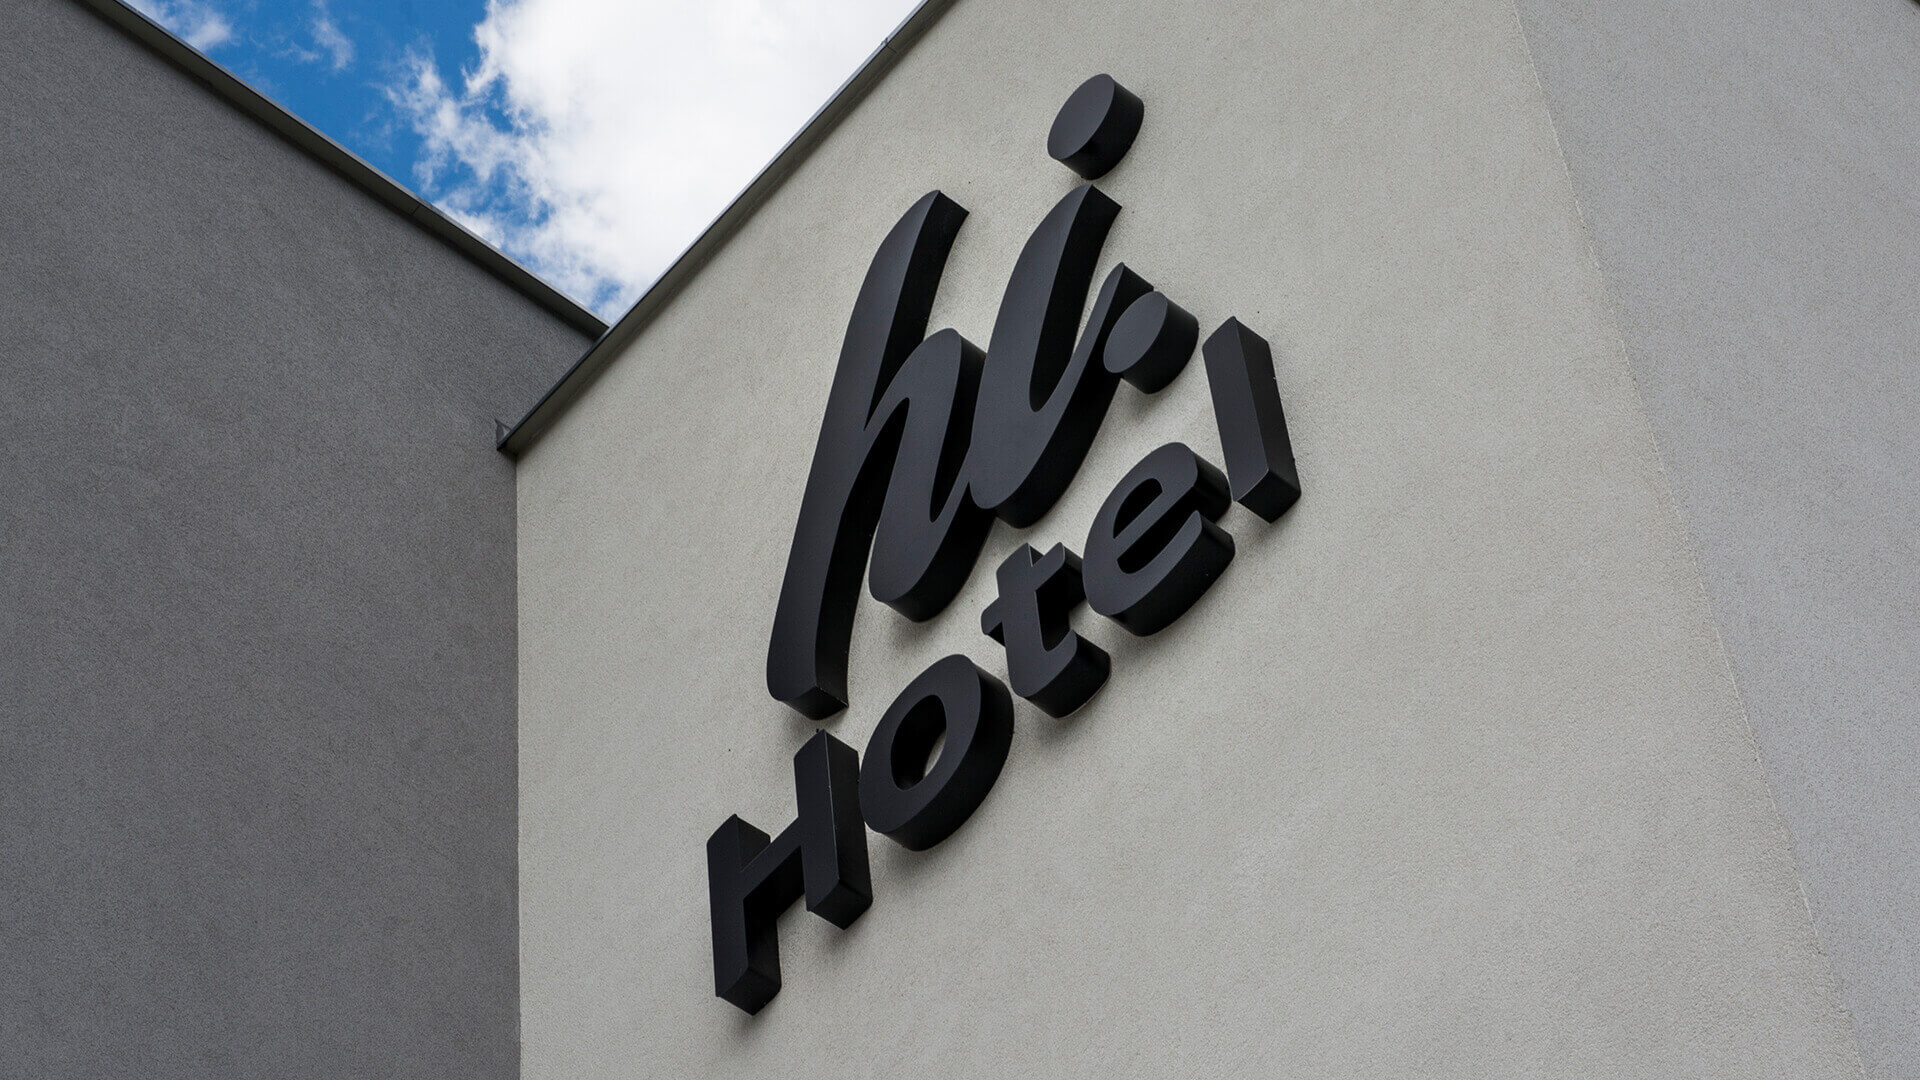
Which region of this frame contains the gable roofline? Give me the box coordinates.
[75,0,609,340]
[494,0,959,459]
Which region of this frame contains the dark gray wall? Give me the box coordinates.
[0,2,589,1077]
[1517,2,1920,1076]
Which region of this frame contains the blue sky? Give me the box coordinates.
[128,0,920,319]
[129,0,497,232]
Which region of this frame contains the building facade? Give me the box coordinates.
[1,2,598,1077]
[7,0,1920,1078]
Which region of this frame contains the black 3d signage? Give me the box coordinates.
[708,74,1300,1014]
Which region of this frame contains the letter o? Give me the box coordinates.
[859,655,1014,851]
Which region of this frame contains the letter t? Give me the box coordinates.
[980,543,1111,717]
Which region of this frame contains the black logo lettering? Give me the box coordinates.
[767,181,1157,718]
[1104,289,1198,393]
[966,187,1147,527]
[765,192,984,719]
[981,543,1111,715]
[1084,443,1235,635]
[1202,318,1301,522]
[719,74,1305,1016]
[858,655,1016,850]
[706,731,871,1014]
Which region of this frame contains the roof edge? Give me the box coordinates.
[74,0,609,339]
[495,0,959,458]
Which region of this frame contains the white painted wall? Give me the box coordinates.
[514,0,1862,1074]
[1516,4,1920,1075]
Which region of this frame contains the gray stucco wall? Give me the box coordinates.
[1515,3,1920,1076]
[0,2,590,1077]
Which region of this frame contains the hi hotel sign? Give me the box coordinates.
[708,75,1302,1014]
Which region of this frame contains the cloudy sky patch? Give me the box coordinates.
[119,0,921,321]
[310,3,355,71]
[128,0,234,51]
[386,0,920,316]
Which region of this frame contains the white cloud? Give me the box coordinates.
[127,0,234,51]
[387,0,921,318]
[311,2,354,71]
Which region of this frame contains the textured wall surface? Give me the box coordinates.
[0,2,589,1077]
[1515,3,1919,1076]
[514,0,1862,1075]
